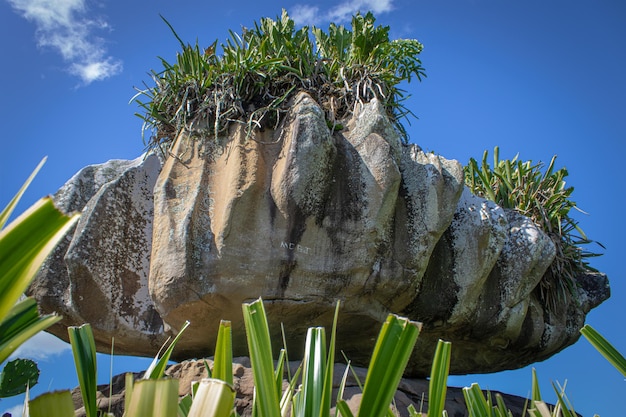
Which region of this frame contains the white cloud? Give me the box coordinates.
[71,57,123,84]
[9,331,71,361]
[6,0,123,85]
[291,0,394,26]
[2,403,26,417]
[290,4,322,25]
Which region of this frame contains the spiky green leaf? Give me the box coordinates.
[68,324,98,417]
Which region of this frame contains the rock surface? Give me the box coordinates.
[30,92,610,375]
[28,154,166,355]
[73,357,537,417]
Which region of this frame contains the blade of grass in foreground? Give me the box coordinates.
[125,379,180,417]
[0,157,46,229]
[531,368,542,402]
[0,197,79,322]
[274,348,286,406]
[336,399,356,417]
[0,298,61,364]
[580,324,626,377]
[29,390,75,417]
[213,320,234,385]
[335,360,352,412]
[462,383,491,417]
[187,378,236,417]
[427,340,451,417]
[359,314,421,417]
[145,320,191,379]
[68,324,98,417]
[495,393,515,417]
[551,381,576,417]
[242,298,281,417]
[297,327,326,417]
[281,356,301,417]
[125,372,135,414]
[320,301,340,417]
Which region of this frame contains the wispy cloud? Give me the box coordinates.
[290,0,394,26]
[6,0,122,85]
[9,331,71,361]
[3,404,26,417]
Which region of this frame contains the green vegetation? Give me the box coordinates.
[0,358,39,398]
[132,10,425,151]
[23,299,423,417]
[0,158,79,403]
[580,324,626,378]
[20,297,611,417]
[68,324,99,417]
[462,369,578,417]
[464,147,601,308]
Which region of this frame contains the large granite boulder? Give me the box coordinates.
[29,92,609,375]
[148,92,464,365]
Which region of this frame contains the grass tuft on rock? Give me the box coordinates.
[132,10,426,152]
[464,146,603,309]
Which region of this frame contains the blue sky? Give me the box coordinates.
[1,0,625,415]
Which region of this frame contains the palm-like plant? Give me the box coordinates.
[464,147,601,308]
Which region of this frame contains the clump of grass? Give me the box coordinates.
[464,147,602,309]
[132,10,426,152]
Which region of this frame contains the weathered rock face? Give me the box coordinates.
[30,92,610,375]
[29,154,166,355]
[148,92,464,365]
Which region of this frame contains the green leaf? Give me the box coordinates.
[494,393,514,417]
[29,389,75,417]
[0,358,40,398]
[336,399,356,417]
[297,327,326,417]
[68,324,98,417]
[550,381,575,417]
[282,360,302,417]
[359,314,421,417]
[462,383,490,417]
[274,348,287,410]
[213,320,233,385]
[428,340,451,417]
[139,10,424,150]
[580,324,626,377]
[159,14,187,50]
[188,378,236,417]
[463,146,599,308]
[242,298,281,417]
[527,400,552,417]
[179,394,193,417]
[0,157,46,230]
[0,197,79,323]
[335,361,352,408]
[125,372,135,413]
[0,298,61,364]
[125,378,180,417]
[145,320,191,379]
[320,301,340,417]
[531,368,542,402]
